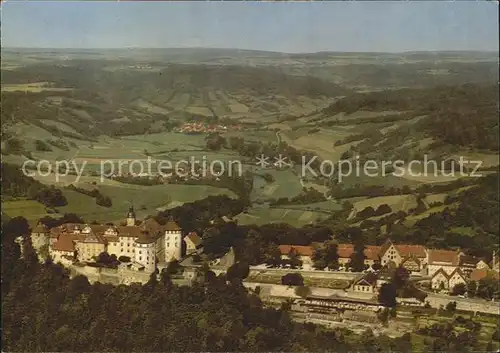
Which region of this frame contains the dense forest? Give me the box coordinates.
[1,163,68,208]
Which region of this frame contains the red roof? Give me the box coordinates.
[337,244,381,261]
[52,235,80,252]
[395,244,427,258]
[469,268,499,282]
[279,245,313,257]
[428,249,460,266]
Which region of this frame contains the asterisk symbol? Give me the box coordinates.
[256,154,270,168]
[274,154,291,168]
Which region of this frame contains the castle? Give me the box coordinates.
[30,206,203,273]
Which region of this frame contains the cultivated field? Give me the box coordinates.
[2,199,53,223]
[1,82,73,92]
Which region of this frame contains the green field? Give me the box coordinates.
[235,206,329,227]
[251,168,304,201]
[279,200,343,212]
[2,199,54,223]
[55,183,237,223]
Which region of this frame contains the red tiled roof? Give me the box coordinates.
[279,245,313,257]
[428,249,460,266]
[52,235,77,252]
[395,244,427,258]
[337,244,381,261]
[115,226,142,237]
[337,244,354,258]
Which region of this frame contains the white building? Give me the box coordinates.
[184,232,203,255]
[44,208,188,273]
[164,219,182,262]
[134,230,156,273]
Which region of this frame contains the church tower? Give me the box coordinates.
[126,206,136,226]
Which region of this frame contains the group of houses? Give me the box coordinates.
[174,123,242,134]
[30,207,203,273]
[279,240,499,294]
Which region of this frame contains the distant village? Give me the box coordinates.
[173,122,242,134]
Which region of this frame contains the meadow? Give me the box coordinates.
[250,168,304,201]
[234,206,329,228]
[56,183,237,223]
[2,199,54,224]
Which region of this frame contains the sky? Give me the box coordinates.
[1,1,498,53]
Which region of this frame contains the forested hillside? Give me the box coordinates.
[321,84,498,151]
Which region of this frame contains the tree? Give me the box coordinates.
[96,194,112,207]
[392,265,409,290]
[165,259,181,276]
[348,241,366,272]
[371,262,382,271]
[205,133,225,151]
[67,275,91,299]
[226,261,250,283]
[451,283,467,296]
[281,273,304,286]
[95,252,119,268]
[264,243,282,267]
[287,248,303,269]
[467,281,477,298]
[378,283,397,307]
[445,301,457,312]
[118,256,131,263]
[376,204,392,216]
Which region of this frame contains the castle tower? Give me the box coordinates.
[164,217,182,262]
[126,206,136,226]
[134,228,156,273]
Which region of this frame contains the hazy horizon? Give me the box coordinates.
[2,47,499,55]
[2,1,498,53]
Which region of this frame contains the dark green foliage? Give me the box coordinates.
[445,301,457,312]
[4,137,24,155]
[34,139,53,152]
[348,241,366,272]
[378,283,397,307]
[226,261,250,283]
[281,273,304,286]
[66,184,112,208]
[95,194,112,208]
[270,187,326,206]
[312,241,340,270]
[451,283,467,296]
